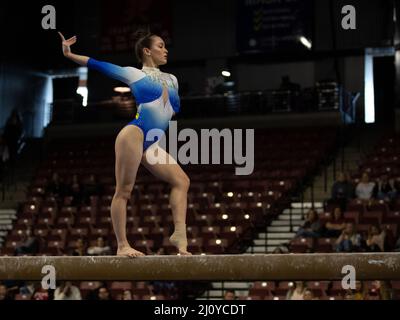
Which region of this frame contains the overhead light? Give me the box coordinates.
[221,71,231,77]
[114,87,131,93]
[299,36,312,49]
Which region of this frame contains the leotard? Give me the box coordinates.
[87,58,180,150]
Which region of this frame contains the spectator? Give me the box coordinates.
[355,172,376,203]
[3,108,23,164]
[15,228,40,256]
[54,281,82,300]
[353,281,366,300]
[0,135,10,166]
[286,281,306,300]
[95,286,112,300]
[122,289,133,300]
[223,290,236,300]
[71,238,86,256]
[335,223,362,252]
[344,291,354,300]
[87,237,111,256]
[19,281,36,296]
[32,287,49,300]
[0,284,12,301]
[295,209,322,238]
[330,172,354,212]
[365,225,386,252]
[302,289,315,300]
[374,174,397,201]
[324,207,346,238]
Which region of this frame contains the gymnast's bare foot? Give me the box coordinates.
[177,249,192,256]
[169,233,192,256]
[117,245,145,257]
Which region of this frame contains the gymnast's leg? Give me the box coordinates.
[111,125,145,257]
[142,144,192,255]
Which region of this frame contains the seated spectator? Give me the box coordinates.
[15,228,40,256]
[374,281,391,300]
[353,281,366,300]
[344,290,354,300]
[335,223,362,252]
[295,209,322,238]
[0,283,12,301]
[32,287,49,300]
[223,290,236,300]
[303,289,315,300]
[122,290,133,300]
[71,238,86,256]
[95,286,112,300]
[324,207,346,238]
[373,174,397,201]
[286,281,306,300]
[330,172,354,212]
[87,237,111,256]
[54,281,82,300]
[19,281,36,296]
[355,172,376,203]
[365,225,386,252]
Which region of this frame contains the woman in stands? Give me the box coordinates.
[58,30,191,257]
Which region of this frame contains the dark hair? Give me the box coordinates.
[133,28,156,63]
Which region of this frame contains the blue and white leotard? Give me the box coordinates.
[87,58,180,150]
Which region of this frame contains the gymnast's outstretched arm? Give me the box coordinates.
[58,32,144,85]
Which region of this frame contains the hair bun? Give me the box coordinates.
[133,27,152,43]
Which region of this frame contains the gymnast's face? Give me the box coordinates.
[144,36,168,66]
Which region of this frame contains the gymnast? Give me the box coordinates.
[58,30,191,257]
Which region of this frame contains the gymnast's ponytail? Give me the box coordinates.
[133,27,155,63]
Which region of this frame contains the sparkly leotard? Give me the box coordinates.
[87,58,180,150]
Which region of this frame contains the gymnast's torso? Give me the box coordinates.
[87,58,180,150]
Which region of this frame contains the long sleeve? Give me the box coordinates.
[87,58,145,85]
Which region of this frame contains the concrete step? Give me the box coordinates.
[279,214,302,220]
[254,239,289,246]
[246,246,278,253]
[282,208,305,214]
[211,282,250,289]
[204,289,249,298]
[271,220,303,226]
[267,226,300,232]
[0,219,13,225]
[258,232,296,239]
[291,202,323,209]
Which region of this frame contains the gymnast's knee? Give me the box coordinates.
[113,185,133,200]
[175,174,190,192]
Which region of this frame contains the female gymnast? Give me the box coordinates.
[58,30,191,257]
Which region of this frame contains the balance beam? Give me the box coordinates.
[0,253,399,281]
